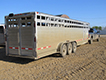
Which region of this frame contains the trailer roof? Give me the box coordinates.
[5,11,90,24]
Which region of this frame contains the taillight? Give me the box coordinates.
[15,14,22,16]
[34,22,36,27]
[5,25,6,29]
[37,12,39,14]
[34,37,36,42]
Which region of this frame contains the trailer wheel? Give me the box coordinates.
[67,43,72,55]
[97,37,100,42]
[89,39,93,44]
[60,44,67,57]
[72,42,77,53]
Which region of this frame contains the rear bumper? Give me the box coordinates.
[7,54,37,59]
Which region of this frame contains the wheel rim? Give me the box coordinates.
[72,42,77,53]
[68,43,72,54]
[73,44,76,51]
[62,44,67,56]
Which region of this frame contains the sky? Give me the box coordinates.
[0,0,106,27]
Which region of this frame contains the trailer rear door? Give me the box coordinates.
[6,14,35,57]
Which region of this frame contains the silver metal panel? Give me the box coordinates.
[21,25,34,56]
[36,26,88,57]
[8,27,19,55]
[35,12,89,58]
[6,14,35,57]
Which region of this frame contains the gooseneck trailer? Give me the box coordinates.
[5,12,90,59]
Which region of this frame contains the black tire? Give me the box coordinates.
[72,42,77,53]
[60,43,67,57]
[89,39,93,44]
[67,43,72,55]
[97,38,100,42]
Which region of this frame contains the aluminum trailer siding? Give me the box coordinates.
[5,12,90,59]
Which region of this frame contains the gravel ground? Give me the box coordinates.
[0,35,106,80]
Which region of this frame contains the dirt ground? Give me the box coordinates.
[0,35,106,80]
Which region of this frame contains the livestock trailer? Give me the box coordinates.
[5,12,90,59]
